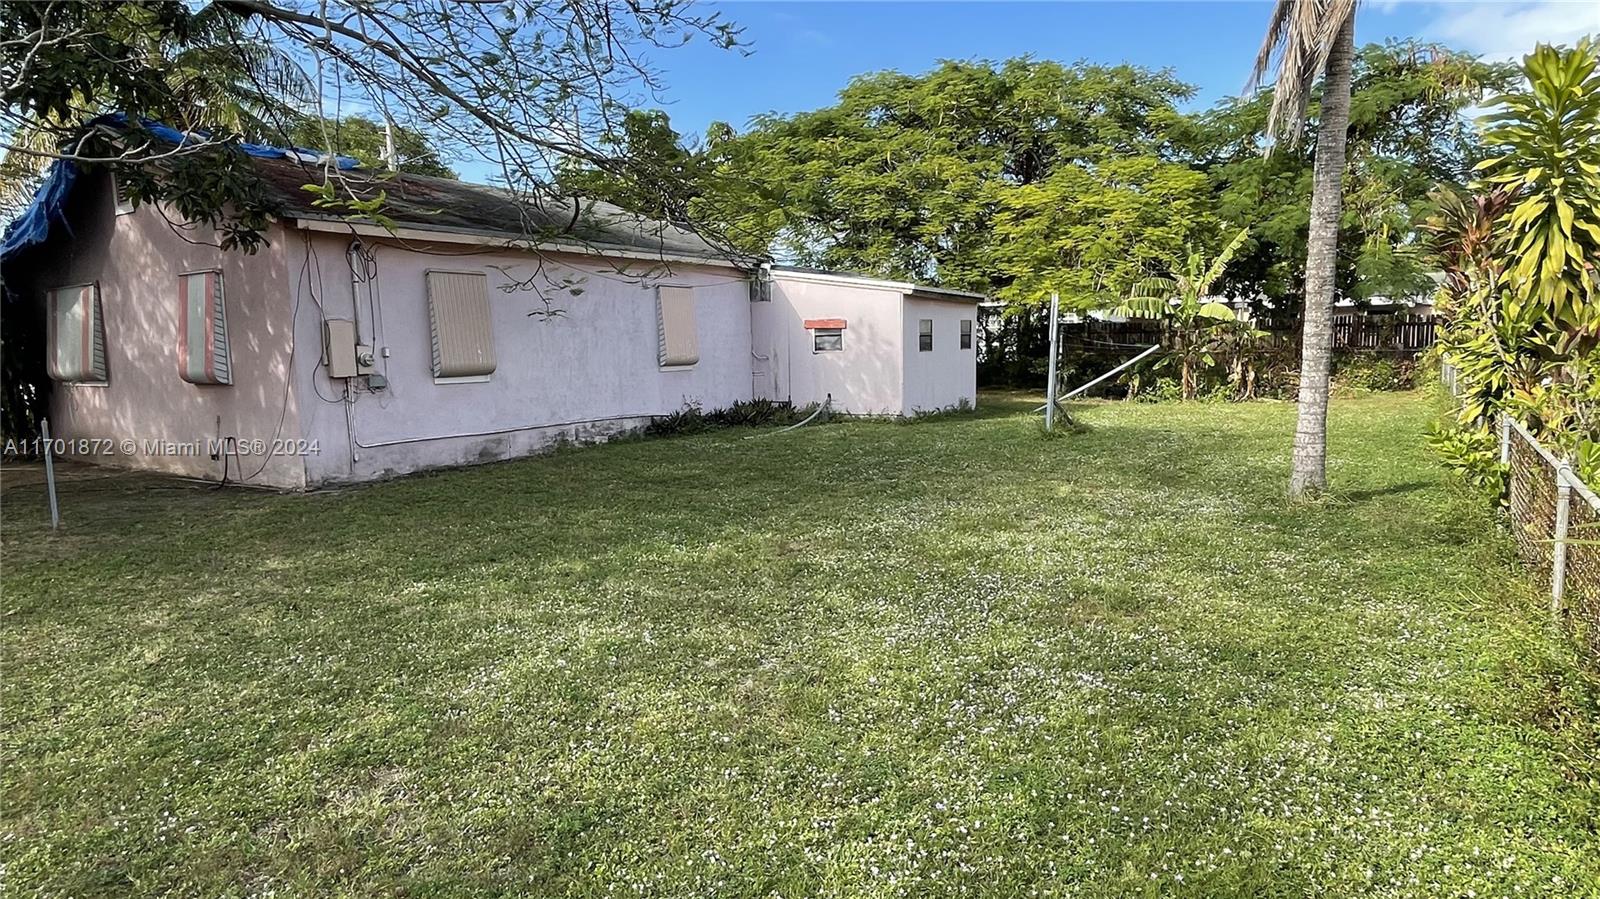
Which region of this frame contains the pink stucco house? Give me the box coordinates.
[3,153,981,489]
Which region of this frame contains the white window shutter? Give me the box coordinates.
[427,271,496,378]
[657,286,699,367]
[47,284,107,383]
[179,270,231,385]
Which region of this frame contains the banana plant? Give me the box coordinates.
[1116,228,1252,399]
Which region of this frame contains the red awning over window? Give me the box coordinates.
[803,318,847,330]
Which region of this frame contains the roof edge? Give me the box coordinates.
[768,265,986,302]
[287,216,755,270]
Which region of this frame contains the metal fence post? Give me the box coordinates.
[1044,291,1060,432]
[1500,414,1512,465]
[40,417,60,530]
[1553,462,1572,615]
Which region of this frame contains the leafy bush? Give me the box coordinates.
[643,399,821,437]
[1121,346,1420,402]
[899,397,977,423]
[1426,420,1505,498]
[1335,353,1415,392]
[1131,377,1188,404]
[1427,39,1600,487]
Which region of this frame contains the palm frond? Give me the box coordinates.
[1246,0,1295,94]
[183,4,316,112]
[1251,0,1358,146]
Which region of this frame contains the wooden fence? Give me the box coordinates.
[1253,315,1437,352]
[978,310,1438,387]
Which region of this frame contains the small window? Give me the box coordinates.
[112,173,135,215]
[918,319,933,352]
[178,270,231,384]
[426,271,496,380]
[47,283,108,383]
[960,318,973,350]
[657,286,699,367]
[813,328,844,352]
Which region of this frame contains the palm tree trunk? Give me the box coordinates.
[1288,13,1355,500]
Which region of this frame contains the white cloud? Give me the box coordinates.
[1423,1,1600,61]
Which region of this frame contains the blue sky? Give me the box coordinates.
[632,1,1600,140]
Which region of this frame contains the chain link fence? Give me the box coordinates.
[1502,416,1600,659]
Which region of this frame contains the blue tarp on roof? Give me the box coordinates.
[0,159,78,266]
[0,114,362,267]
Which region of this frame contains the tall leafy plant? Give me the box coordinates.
[1431,39,1600,486]
[1116,228,1253,399]
[1476,39,1600,342]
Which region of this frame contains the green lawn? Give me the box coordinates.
[3,391,1597,897]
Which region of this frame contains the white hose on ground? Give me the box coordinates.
[746,396,832,439]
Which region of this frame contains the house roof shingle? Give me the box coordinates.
[246,153,740,264]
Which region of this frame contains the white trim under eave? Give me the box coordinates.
[769,267,986,303]
[286,216,751,270]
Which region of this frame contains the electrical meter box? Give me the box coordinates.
[322,319,358,378]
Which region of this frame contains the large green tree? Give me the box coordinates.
[987,157,1219,309]
[1200,41,1516,315]
[286,115,455,179]
[569,46,1506,316]
[555,110,767,253]
[718,58,1196,292]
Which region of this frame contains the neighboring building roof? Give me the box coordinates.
[1333,295,1434,308]
[769,265,986,302]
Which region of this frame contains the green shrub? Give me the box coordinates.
[1335,353,1416,392]
[643,400,821,437]
[1426,40,1600,486]
[899,397,976,423]
[1426,421,1506,498]
[1120,347,1417,402]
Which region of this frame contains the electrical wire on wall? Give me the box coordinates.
[368,248,388,376]
[236,233,322,484]
[283,226,762,473]
[343,381,358,465]
[301,235,349,407]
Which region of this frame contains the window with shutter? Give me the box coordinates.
[178,270,232,384]
[657,286,699,367]
[426,271,496,380]
[112,174,135,215]
[47,283,108,383]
